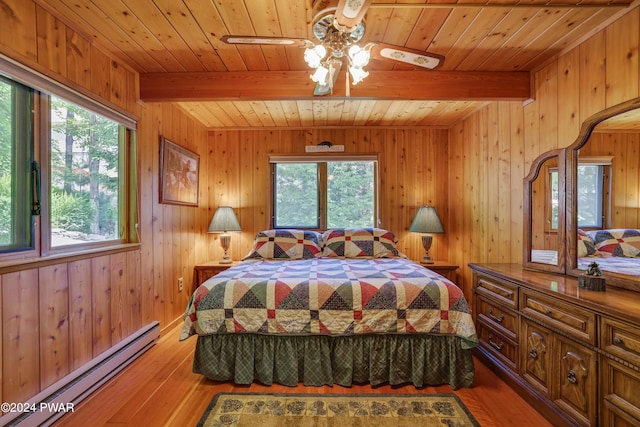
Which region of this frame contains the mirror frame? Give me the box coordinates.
[565,97,640,292]
[523,148,566,274]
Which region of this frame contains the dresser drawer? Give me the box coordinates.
[476,296,518,341]
[520,289,596,345]
[477,319,518,370]
[474,273,518,309]
[601,317,640,368]
[600,357,640,426]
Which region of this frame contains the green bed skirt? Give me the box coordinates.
[192,333,475,389]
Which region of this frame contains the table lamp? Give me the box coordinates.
[208,206,241,263]
[409,206,444,264]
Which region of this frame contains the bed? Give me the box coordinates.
[180,228,478,389]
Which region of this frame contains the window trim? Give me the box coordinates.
[43,122,135,256]
[269,154,379,230]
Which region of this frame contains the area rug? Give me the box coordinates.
[197,392,481,426]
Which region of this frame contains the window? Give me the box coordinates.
[0,60,137,258]
[274,163,319,228]
[49,96,125,248]
[271,156,377,229]
[0,76,35,253]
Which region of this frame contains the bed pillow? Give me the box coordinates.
[321,227,401,258]
[590,229,640,258]
[243,229,322,260]
[577,229,597,257]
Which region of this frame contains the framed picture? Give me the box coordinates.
[160,136,200,206]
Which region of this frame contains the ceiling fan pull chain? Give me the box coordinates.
[346,70,350,97]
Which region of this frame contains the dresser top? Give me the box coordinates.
[469,263,640,325]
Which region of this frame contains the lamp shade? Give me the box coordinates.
[208,206,242,233]
[409,206,444,234]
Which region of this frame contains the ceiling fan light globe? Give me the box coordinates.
[349,66,368,85]
[304,45,327,68]
[348,45,370,67]
[311,66,329,85]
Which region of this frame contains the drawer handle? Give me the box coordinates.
[488,334,504,351]
[488,309,505,323]
[480,281,513,299]
[567,369,578,385]
[613,337,623,346]
[545,309,552,316]
[529,348,538,360]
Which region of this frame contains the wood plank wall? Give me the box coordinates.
[449,6,640,293]
[0,0,212,405]
[206,128,451,266]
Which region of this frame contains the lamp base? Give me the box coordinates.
[219,235,232,264]
[219,251,232,264]
[420,234,434,264]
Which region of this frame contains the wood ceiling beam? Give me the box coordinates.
[370,2,630,9]
[140,70,531,102]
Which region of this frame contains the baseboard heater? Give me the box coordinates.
[1,321,160,427]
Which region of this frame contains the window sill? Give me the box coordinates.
[0,243,141,275]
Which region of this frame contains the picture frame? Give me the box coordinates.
[159,136,200,206]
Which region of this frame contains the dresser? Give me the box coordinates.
[470,263,640,427]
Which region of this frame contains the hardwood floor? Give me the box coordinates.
[53,325,552,427]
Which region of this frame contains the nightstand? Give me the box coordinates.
[422,260,459,282]
[194,261,239,286]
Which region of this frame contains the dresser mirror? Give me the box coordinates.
[523,149,566,273]
[565,98,640,291]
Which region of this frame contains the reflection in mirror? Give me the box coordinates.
[576,157,611,230]
[524,149,565,273]
[532,158,559,264]
[566,98,640,291]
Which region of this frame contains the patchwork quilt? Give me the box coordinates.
[180,258,478,349]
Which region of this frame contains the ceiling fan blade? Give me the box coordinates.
[220,35,313,47]
[333,0,373,30]
[370,43,445,70]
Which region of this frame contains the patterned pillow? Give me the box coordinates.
[243,229,322,260]
[590,229,640,258]
[322,227,401,258]
[577,229,597,257]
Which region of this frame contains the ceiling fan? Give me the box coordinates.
[220,0,445,96]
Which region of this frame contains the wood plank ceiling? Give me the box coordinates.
[36,0,634,129]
